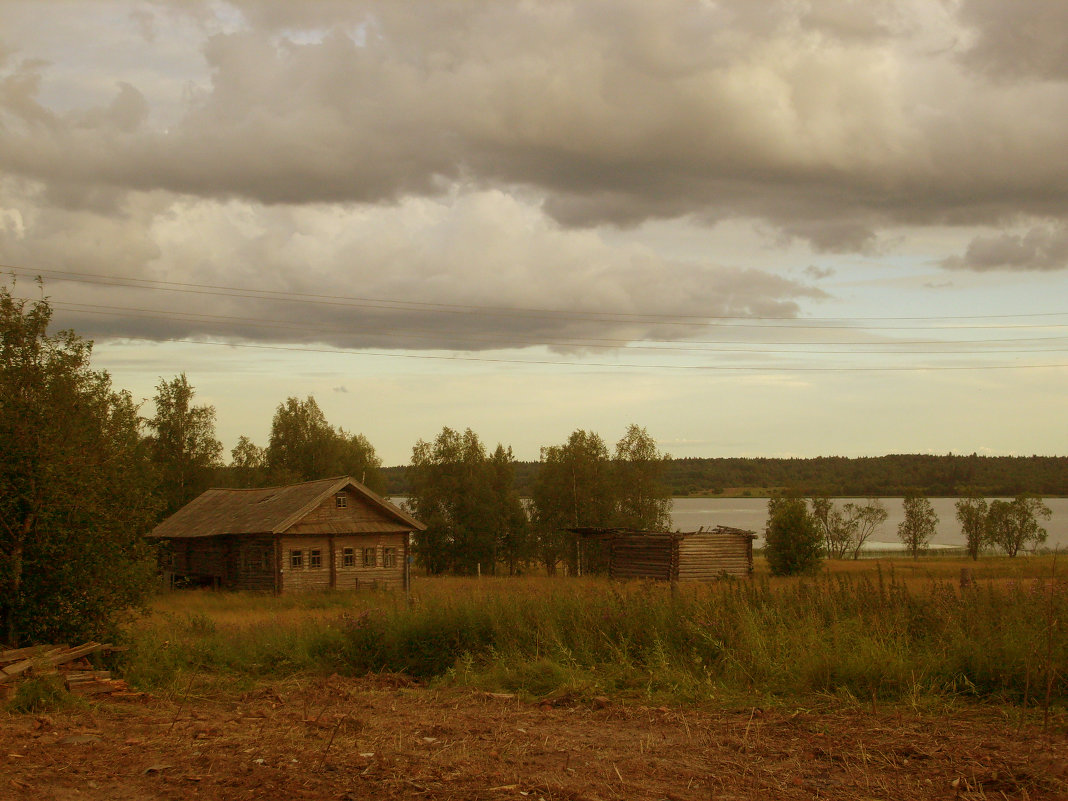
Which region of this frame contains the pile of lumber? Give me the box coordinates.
[0,642,142,699]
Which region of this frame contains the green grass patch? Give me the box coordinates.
[7,675,82,713]
[121,566,1068,708]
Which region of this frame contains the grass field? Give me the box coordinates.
[119,555,1067,711]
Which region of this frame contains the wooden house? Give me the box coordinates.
[571,526,756,581]
[149,476,425,593]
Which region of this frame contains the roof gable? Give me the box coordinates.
[149,476,425,540]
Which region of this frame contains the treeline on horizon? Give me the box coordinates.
[381,453,1068,498]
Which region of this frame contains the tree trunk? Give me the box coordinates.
[4,540,23,647]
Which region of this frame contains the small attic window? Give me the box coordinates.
[335,494,347,508]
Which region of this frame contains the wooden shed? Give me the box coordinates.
[572,526,756,581]
[148,476,425,593]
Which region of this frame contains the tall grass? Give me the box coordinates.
[122,564,1067,706]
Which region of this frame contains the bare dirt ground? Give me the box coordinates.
[2,676,1067,801]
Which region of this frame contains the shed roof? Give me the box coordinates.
[569,526,756,540]
[149,476,425,540]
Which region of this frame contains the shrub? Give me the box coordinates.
[764,497,823,576]
[7,675,74,713]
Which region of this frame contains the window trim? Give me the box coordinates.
[362,547,377,568]
[290,549,303,569]
[335,494,347,508]
[309,549,322,569]
[342,547,355,567]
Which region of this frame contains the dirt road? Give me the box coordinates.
[2,676,1066,800]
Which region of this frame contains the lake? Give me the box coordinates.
[390,495,1068,552]
[670,497,1068,551]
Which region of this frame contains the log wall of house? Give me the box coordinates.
[233,535,277,591]
[172,537,231,583]
[676,533,753,580]
[609,534,677,581]
[169,535,276,590]
[279,532,407,592]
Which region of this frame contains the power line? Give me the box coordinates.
[39,298,1068,355]
[114,336,1068,373]
[6,264,1067,331]
[10,264,1068,370]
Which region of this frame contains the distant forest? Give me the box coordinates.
[383,454,1068,498]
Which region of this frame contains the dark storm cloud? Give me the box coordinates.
[958,0,1068,80]
[0,186,824,351]
[1,0,1066,246]
[1,0,1067,356]
[943,225,1068,272]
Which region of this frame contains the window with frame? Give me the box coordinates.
[382,548,397,568]
[335,494,347,508]
[309,549,322,569]
[342,547,355,567]
[290,550,303,569]
[362,547,377,567]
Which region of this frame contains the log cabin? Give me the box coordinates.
[571,526,756,581]
[149,476,425,593]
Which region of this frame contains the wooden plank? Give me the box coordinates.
[1,659,36,681]
[0,646,69,682]
[0,645,56,664]
[43,642,107,667]
[64,670,112,682]
[66,680,128,695]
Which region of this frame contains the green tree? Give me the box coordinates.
[985,494,1050,557]
[612,424,671,530]
[898,492,938,559]
[0,288,157,646]
[844,499,888,560]
[406,428,506,574]
[488,444,532,575]
[146,373,223,516]
[764,496,823,576]
[265,396,384,493]
[266,396,339,484]
[810,496,857,559]
[229,436,267,488]
[531,430,615,575]
[955,492,989,561]
[336,430,385,494]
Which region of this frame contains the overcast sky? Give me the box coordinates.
[2,0,1066,465]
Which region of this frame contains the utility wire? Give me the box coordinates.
[6,264,1067,331]
[39,298,1068,355]
[9,264,1068,371]
[108,336,1068,373]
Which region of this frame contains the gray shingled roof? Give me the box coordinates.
[148,476,425,539]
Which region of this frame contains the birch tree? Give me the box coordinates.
[898,493,938,559]
[613,424,671,530]
[955,493,989,560]
[985,495,1050,557]
[147,373,223,516]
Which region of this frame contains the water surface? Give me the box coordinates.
[670,496,1068,551]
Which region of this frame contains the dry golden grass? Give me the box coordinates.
[121,554,1067,709]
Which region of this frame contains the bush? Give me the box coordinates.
[7,675,74,713]
[763,497,823,576]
